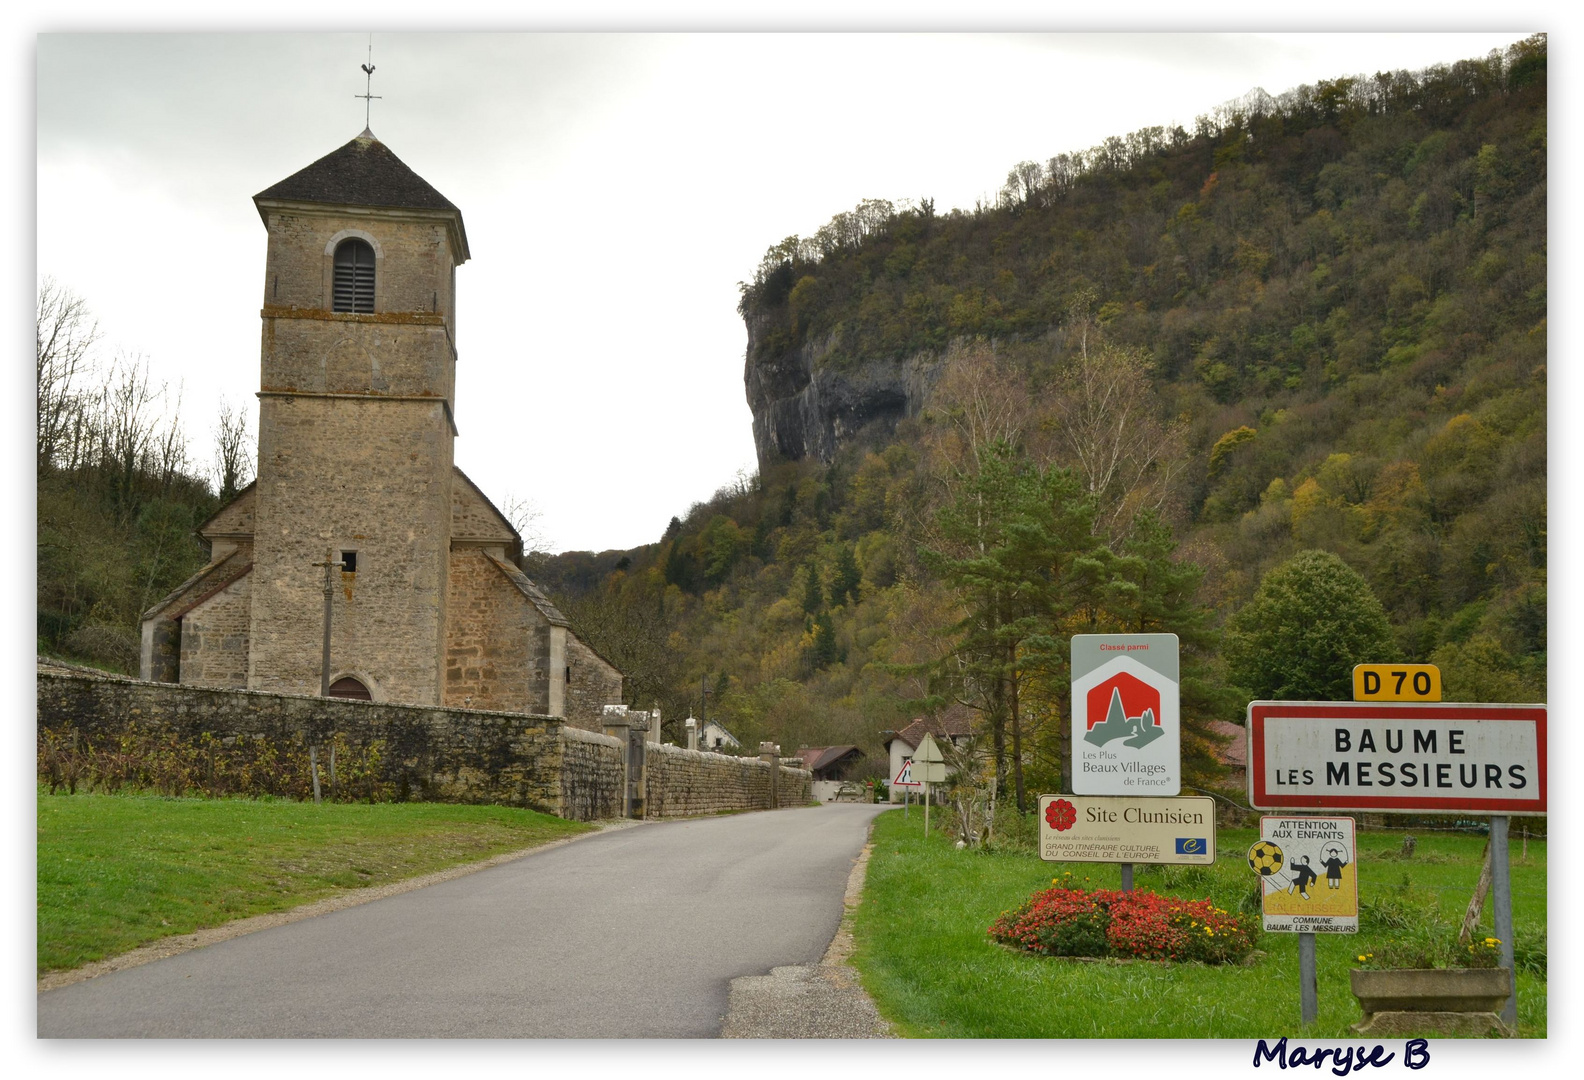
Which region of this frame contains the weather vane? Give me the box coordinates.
[356,35,381,132]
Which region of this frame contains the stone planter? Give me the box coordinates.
[1350,967,1514,1037]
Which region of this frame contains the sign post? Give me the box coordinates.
[1248,701,1546,1029]
[913,733,948,836]
[893,758,921,819]
[1248,814,1358,1027]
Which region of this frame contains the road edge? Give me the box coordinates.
[37,818,644,994]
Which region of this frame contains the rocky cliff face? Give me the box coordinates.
[743,313,943,468]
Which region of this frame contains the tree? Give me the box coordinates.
[801,562,823,615]
[921,443,1104,810]
[831,545,862,607]
[1046,297,1187,537]
[1224,550,1396,700]
[212,398,254,503]
[36,278,99,475]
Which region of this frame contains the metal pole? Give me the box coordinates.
[1120,863,1133,892]
[924,781,930,836]
[310,745,322,804]
[1298,931,1318,1026]
[1490,815,1517,1028]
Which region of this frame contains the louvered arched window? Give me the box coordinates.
[332,238,375,313]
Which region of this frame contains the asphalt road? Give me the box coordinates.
[38,802,890,1038]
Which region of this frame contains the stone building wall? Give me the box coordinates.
[643,743,813,818]
[178,571,252,689]
[248,394,454,705]
[442,546,536,712]
[564,635,623,732]
[259,209,458,323]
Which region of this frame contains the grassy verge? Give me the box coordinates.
[38,791,592,975]
[852,808,1546,1038]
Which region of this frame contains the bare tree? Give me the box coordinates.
[499,492,553,563]
[211,397,254,502]
[1046,301,1188,537]
[36,278,99,474]
[922,339,1035,485]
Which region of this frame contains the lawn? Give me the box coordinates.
[37,791,592,975]
[852,807,1546,1038]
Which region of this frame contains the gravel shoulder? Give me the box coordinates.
[719,828,895,1038]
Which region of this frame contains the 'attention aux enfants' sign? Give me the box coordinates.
[1248,701,1546,815]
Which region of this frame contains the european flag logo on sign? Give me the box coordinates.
[1175,838,1206,855]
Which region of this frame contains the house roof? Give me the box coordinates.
[1203,720,1249,768]
[253,132,469,258]
[795,745,864,773]
[880,715,975,751]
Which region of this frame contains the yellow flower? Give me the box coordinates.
[1357,955,1367,962]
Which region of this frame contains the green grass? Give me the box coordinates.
[37,791,592,975]
[852,809,1546,1038]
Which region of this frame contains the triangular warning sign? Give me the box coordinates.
[893,759,921,787]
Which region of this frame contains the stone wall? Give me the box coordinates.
[36,668,804,823]
[643,743,812,818]
[40,668,568,814]
[559,725,625,822]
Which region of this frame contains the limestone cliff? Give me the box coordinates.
[743,313,943,468]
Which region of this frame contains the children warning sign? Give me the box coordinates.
[1071,633,1180,795]
[1249,815,1358,933]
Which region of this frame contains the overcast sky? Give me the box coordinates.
[35,30,1532,554]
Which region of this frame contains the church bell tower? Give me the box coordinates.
[246,130,470,703]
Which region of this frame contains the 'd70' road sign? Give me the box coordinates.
[1247,701,1546,815]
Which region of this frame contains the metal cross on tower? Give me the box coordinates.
[356,36,381,132]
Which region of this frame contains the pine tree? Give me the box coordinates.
[832,545,862,607]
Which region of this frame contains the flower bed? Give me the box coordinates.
[988,878,1257,965]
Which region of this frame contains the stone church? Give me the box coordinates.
[139,130,623,728]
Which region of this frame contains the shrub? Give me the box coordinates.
[989,878,1258,965]
[37,725,394,802]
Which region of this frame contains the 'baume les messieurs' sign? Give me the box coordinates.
[1248,701,1546,815]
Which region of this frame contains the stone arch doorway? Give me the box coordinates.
[328,676,372,701]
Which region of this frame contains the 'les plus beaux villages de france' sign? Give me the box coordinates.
[1248,701,1546,815]
[1071,633,1180,796]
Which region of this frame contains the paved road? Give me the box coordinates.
[39,803,889,1038]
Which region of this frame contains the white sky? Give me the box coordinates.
[33,29,1533,554]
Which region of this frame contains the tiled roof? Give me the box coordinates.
[881,715,975,750]
[255,132,459,213]
[796,745,863,773]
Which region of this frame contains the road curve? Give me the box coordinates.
[39,803,890,1038]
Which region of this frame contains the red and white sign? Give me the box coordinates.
[892,760,922,788]
[1248,701,1546,815]
[1071,634,1180,795]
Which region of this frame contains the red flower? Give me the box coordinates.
[1045,798,1077,832]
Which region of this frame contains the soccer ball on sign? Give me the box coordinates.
[1247,840,1284,877]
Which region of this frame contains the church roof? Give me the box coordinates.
[255,132,460,214]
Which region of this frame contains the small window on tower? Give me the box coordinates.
[340,551,358,574]
[332,238,375,313]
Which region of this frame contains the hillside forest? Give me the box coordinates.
[38,38,1546,809]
